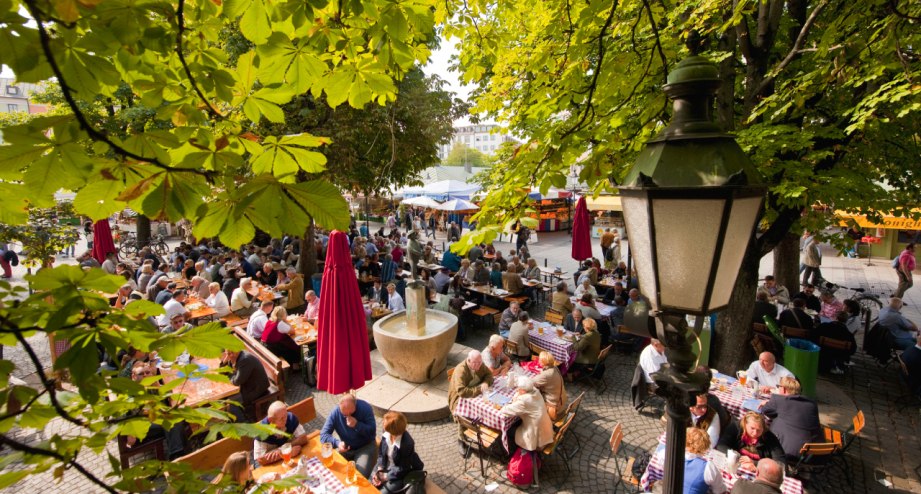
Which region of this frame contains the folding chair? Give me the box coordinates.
[544,308,563,325]
[896,355,921,411]
[535,411,575,487]
[609,422,641,492]
[456,415,502,479]
[576,345,613,394]
[789,442,839,490]
[822,410,865,484]
[557,391,585,460]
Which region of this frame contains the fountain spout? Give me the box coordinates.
[404,281,427,337]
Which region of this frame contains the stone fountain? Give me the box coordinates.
[372,282,458,383]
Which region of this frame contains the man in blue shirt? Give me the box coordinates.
[879,297,919,350]
[380,254,396,284]
[321,393,378,478]
[441,245,462,272]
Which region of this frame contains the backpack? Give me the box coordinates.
[631,451,651,480]
[3,250,18,267]
[892,255,901,269]
[507,448,539,487]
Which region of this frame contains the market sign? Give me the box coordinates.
[837,210,921,230]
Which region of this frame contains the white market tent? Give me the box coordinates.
[401,196,442,208]
[438,198,479,211]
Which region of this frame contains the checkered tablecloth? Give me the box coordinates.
[642,446,804,494]
[454,371,538,452]
[710,373,767,421]
[529,323,577,373]
[293,456,348,492]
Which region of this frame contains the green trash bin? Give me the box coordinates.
[784,338,820,398]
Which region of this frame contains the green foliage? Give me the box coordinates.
[442,143,493,167]
[0,207,81,268]
[0,0,444,489]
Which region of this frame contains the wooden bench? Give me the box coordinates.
[232,326,291,399]
[220,313,248,328]
[173,436,254,471]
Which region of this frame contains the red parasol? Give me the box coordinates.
[571,196,593,261]
[315,230,373,394]
[91,219,117,264]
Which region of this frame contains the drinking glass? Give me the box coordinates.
[556,328,564,337]
[321,442,333,467]
[345,460,358,485]
[736,371,747,387]
[280,443,292,466]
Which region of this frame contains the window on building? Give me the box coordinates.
[6,86,19,95]
[6,104,18,112]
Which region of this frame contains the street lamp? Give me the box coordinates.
[619,56,766,493]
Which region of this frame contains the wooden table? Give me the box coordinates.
[186,303,217,323]
[287,317,318,346]
[253,433,380,493]
[596,276,627,289]
[465,283,510,300]
[246,284,284,302]
[643,446,804,494]
[159,357,238,408]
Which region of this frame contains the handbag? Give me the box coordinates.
[506,448,538,487]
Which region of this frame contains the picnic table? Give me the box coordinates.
[596,276,627,289]
[709,372,769,421]
[643,446,804,494]
[253,432,380,493]
[454,370,539,452]
[287,316,318,346]
[465,283,510,300]
[569,297,616,317]
[528,322,578,373]
[245,283,283,302]
[185,301,217,323]
[158,357,238,408]
[538,266,569,284]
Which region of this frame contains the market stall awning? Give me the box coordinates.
[402,196,442,208]
[836,209,921,230]
[438,198,479,211]
[585,195,622,211]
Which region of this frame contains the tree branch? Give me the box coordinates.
[752,0,829,96]
[734,0,756,60]
[22,0,214,181]
[641,0,668,85]
[175,0,225,120]
[11,330,85,428]
[0,435,119,494]
[888,0,921,21]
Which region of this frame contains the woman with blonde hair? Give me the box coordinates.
[532,351,567,421]
[679,427,727,494]
[212,451,253,490]
[260,306,300,367]
[717,411,786,469]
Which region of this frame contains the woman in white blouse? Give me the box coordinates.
[205,282,231,318]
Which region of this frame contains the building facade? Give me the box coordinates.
[437,124,517,159]
[0,78,43,114]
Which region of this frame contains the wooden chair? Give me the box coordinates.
[504,339,521,363]
[821,410,865,484]
[782,325,810,340]
[446,367,455,381]
[117,434,166,469]
[535,411,576,487]
[232,326,291,398]
[456,415,501,479]
[896,355,921,411]
[558,391,585,459]
[790,442,839,489]
[528,341,550,357]
[752,322,769,335]
[818,336,854,353]
[609,422,641,492]
[289,396,317,425]
[576,344,613,394]
[253,388,282,422]
[172,436,254,472]
[544,308,563,325]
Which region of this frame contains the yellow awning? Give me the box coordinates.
[836,209,921,230]
[586,195,622,211]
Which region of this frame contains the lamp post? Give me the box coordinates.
[619,56,766,493]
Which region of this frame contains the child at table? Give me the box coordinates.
[372,411,425,493]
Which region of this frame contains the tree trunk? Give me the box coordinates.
[773,233,801,295]
[136,215,151,246]
[710,240,761,374]
[297,221,318,281]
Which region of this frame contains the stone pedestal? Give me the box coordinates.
[405,282,427,337]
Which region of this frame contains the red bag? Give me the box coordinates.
[507,448,539,486]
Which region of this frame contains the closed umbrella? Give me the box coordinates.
[315,230,373,394]
[571,196,592,261]
[91,219,116,264]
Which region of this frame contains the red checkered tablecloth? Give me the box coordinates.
[529,323,577,373]
[642,447,803,494]
[454,371,539,452]
[286,456,348,492]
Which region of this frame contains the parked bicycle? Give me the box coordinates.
[821,281,884,324]
[119,232,169,257]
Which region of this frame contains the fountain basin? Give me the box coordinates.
[372,309,458,383]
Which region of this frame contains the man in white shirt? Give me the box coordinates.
[158,289,190,329]
[639,339,668,384]
[101,252,117,274]
[745,351,794,393]
[573,279,597,299]
[247,299,274,340]
[386,283,405,312]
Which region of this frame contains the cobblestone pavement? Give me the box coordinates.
[2,226,920,493]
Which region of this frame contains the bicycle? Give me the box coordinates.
[119,233,169,258]
[821,281,884,324]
